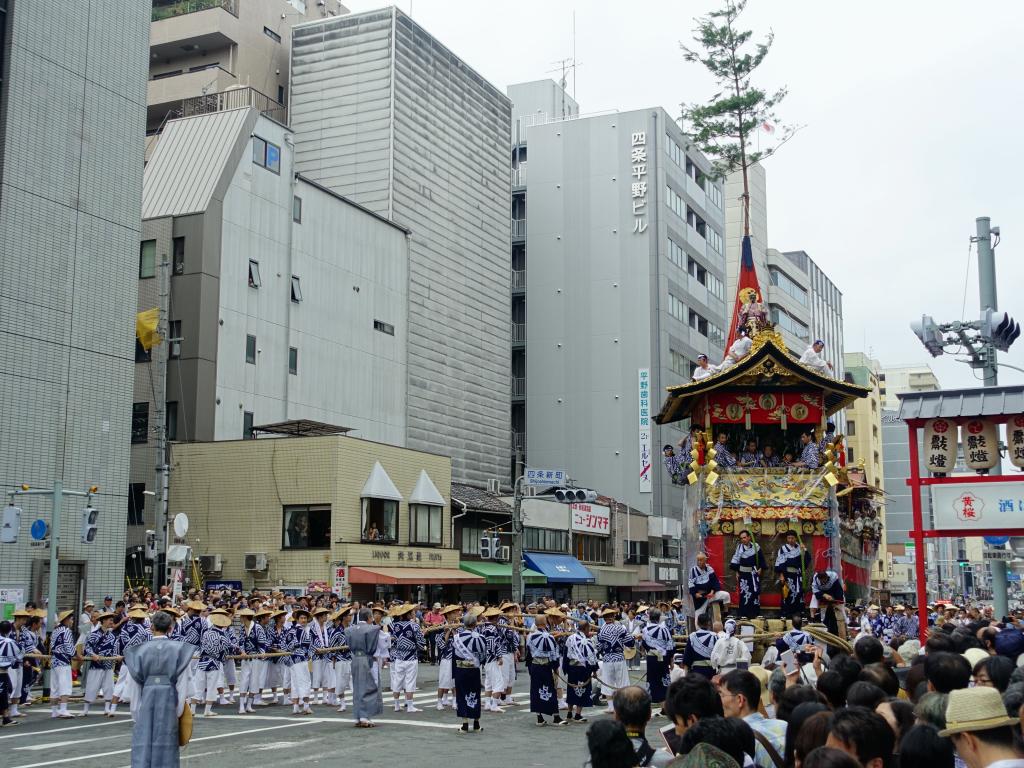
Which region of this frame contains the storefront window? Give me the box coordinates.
[282,505,331,549]
[574,534,609,563]
[361,498,397,543]
[410,503,442,545]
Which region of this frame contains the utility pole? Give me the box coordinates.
[975,216,1009,618]
[511,469,525,604]
[152,255,170,594]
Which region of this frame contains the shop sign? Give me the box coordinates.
[639,368,652,492]
[570,503,610,535]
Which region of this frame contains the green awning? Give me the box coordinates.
[459,561,547,585]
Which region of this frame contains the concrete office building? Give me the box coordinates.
[880,364,940,411]
[0,3,149,604]
[508,81,727,597]
[128,107,409,575]
[147,0,343,133]
[289,8,512,486]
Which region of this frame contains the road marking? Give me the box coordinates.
[11,721,322,768]
[0,718,131,741]
[16,734,121,752]
[371,718,461,729]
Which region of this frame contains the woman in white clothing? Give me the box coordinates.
[710,619,751,674]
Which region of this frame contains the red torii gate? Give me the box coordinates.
[900,386,1024,639]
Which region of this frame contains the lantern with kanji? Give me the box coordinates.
[963,418,999,470]
[924,418,956,474]
[1007,415,1024,469]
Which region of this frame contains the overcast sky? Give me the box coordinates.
[343,0,1024,390]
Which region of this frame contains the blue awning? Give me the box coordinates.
[523,552,595,584]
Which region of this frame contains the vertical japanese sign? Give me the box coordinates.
[924,418,956,473]
[964,418,998,470]
[1007,415,1024,469]
[639,368,652,492]
[630,131,648,234]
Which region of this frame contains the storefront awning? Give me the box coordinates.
[459,561,547,585]
[632,580,668,591]
[523,552,595,584]
[349,566,484,585]
[588,566,639,587]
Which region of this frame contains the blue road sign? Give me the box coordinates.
[30,519,48,541]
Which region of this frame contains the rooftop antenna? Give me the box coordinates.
[545,12,581,117]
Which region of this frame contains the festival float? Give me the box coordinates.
[655,240,880,619]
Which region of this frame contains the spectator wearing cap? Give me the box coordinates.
[940,686,1024,768]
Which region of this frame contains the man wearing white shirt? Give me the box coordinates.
[719,329,752,371]
[692,354,717,381]
[799,340,833,376]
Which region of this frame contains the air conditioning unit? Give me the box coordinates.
[498,546,510,561]
[244,552,268,571]
[199,554,222,573]
[524,486,537,497]
[487,478,500,493]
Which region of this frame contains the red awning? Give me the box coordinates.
[348,566,485,585]
[632,581,668,591]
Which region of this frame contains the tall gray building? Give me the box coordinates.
[289,8,512,485]
[510,85,727,565]
[0,2,149,603]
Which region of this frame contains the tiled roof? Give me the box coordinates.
[896,385,1024,421]
[451,483,511,514]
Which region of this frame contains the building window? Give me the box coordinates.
[460,520,486,556]
[374,320,395,336]
[410,503,443,546]
[626,539,649,564]
[168,320,181,358]
[263,26,282,43]
[243,410,254,439]
[688,309,725,345]
[165,401,178,441]
[769,267,808,306]
[665,185,685,219]
[670,349,691,378]
[282,505,331,549]
[770,305,810,342]
[523,527,569,553]
[128,483,145,526]
[278,84,286,106]
[661,538,680,559]
[248,259,261,288]
[246,334,256,364]
[848,446,855,463]
[361,498,398,543]
[135,338,151,363]
[668,293,685,323]
[131,403,149,444]
[288,347,298,375]
[575,533,609,564]
[252,136,281,174]
[706,226,724,255]
[667,237,684,269]
[293,195,302,223]
[291,275,303,302]
[139,240,156,278]
[847,420,856,436]
[172,236,185,274]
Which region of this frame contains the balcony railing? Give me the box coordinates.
[511,219,526,239]
[511,163,527,187]
[511,268,526,290]
[511,322,526,344]
[152,0,238,22]
[511,377,526,398]
[180,86,286,123]
[512,432,526,454]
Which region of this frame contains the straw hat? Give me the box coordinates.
[332,606,352,621]
[254,608,273,618]
[671,598,683,607]
[158,607,181,618]
[747,665,773,709]
[312,607,332,618]
[939,686,1019,736]
[290,608,312,621]
[186,600,207,612]
[482,607,502,619]
[389,603,417,618]
[467,605,486,619]
[600,607,619,618]
[962,647,989,668]
[236,608,256,618]
[13,609,30,618]
[544,607,566,621]
[130,607,151,620]
[441,604,463,616]
[208,611,232,628]
[371,604,387,614]
[56,609,75,624]
[94,611,117,622]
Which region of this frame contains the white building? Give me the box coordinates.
[880,365,940,411]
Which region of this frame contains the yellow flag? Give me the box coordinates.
[136,308,161,351]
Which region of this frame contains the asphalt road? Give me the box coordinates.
[4,664,661,768]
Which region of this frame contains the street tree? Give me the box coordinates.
[681,0,793,235]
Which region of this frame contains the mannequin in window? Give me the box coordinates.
[366,522,381,541]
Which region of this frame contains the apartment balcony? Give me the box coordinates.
[511,268,526,293]
[512,431,526,455]
[511,219,526,240]
[151,1,239,61]
[147,65,237,122]
[511,163,527,189]
[511,376,526,401]
[512,322,526,347]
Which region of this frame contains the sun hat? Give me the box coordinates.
[207,611,233,628]
[126,607,149,620]
[440,604,463,615]
[962,647,989,668]
[939,686,1019,736]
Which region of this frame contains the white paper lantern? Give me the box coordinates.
[963,418,999,470]
[923,418,956,474]
[1007,415,1024,469]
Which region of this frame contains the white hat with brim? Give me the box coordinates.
[939,686,1019,736]
[962,647,989,669]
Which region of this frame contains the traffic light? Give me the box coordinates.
[981,309,1021,352]
[80,506,99,543]
[1,505,21,544]
[479,535,495,559]
[145,530,157,560]
[958,559,969,568]
[554,488,598,503]
[910,315,945,357]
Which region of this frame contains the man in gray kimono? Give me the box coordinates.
[123,610,196,768]
[345,608,384,728]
